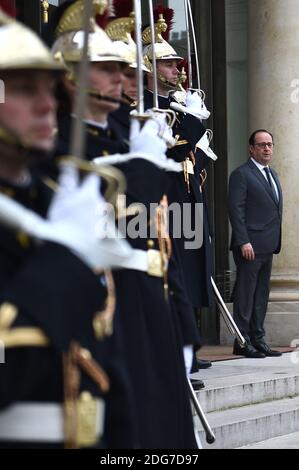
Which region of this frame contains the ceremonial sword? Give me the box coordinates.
[184,0,245,347]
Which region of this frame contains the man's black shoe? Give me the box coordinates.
[197,359,212,369]
[233,341,266,358]
[251,341,282,357]
[190,379,205,390]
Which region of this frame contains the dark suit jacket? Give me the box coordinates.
[228,158,283,255]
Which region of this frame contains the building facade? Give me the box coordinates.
[4,0,299,343]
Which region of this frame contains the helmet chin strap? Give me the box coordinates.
[157,73,178,91]
[122,92,138,107]
[87,88,122,105]
[0,126,20,148]
[68,74,123,105]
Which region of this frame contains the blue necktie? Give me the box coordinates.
[264,167,278,201]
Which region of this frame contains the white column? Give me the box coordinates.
[248,0,299,300]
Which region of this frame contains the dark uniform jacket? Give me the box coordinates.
[109,101,133,143]
[0,173,134,449]
[229,159,283,255]
[144,89,214,309]
[111,101,202,348]
[54,112,198,449]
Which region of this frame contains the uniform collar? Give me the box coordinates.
[250,157,270,171]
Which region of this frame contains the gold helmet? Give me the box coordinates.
[106,11,149,72]
[0,8,65,72]
[0,9,64,152]
[51,0,129,66]
[142,14,183,71]
[142,7,183,91]
[106,12,136,64]
[105,0,149,71]
[52,26,130,65]
[54,0,108,37]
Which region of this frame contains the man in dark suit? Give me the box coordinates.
[228,129,283,358]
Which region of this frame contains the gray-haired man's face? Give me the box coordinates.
[250,132,274,166]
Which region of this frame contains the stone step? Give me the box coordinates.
[191,353,299,448]
[196,396,299,449]
[238,431,299,449]
[193,352,299,413]
[196,373,299,413]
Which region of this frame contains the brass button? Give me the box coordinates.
[147,240,155,249]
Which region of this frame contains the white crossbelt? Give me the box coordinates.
[93,152,183,173]
[0,400,104,442]
[119,248,164,278]
[93,153,195,175]
[119,248,150,272]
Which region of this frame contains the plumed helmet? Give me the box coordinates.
[142,6,182,73]
[51,0,129,66]
[105,0,149,71]
[142,13,183,71]
[0,7,65,72]
[52,25,129,65]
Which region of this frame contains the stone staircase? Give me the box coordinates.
[239,431,299,449]
[191,353,299,449]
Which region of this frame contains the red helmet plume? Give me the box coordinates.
[0,0,16,17]
[96,10,110,29]
[112,0,133,18]
[96,0,116,29]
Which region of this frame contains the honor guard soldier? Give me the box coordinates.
[0,7,136,449]
[106,0,148,141]
[46,0,198,449]
[143,6,218,375]
[105,1,204,392]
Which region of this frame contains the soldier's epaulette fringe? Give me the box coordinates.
[0,302,49,348]
[0,328,50,348]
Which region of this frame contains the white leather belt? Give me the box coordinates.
[0,402,64,442]
[0,400,104,443]
[120,248,163,277]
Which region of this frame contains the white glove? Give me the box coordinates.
[44,164,132,269]
[170,90,210,121]
[150,110,176,148]
[185,90,211,120]
[0,165,132,270]
[196,130,218,162]
[183,345,194,376]
[129,114,171,161]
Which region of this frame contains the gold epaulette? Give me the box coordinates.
[174,139,189,147]
[174,134,188,147]
[0,302,49,348]
[0,328,50,348]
